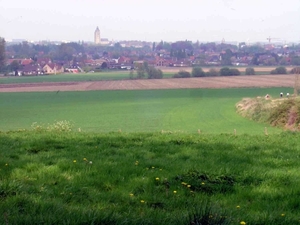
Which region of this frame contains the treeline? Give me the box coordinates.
[172,66,300,78]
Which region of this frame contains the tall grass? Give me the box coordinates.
[1,130,300,224]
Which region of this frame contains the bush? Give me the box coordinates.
[229,68,240,76]
[271,66,287,74]
[173,70,191,78]
[205,68,219,77]
[147,66,163,79]
[290,67,300,74]
[245,67,255,75]
[220,67,231,76]
[192,67,206,77]
[220,67,240,76]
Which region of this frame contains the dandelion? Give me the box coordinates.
[281,213,285,217]
[201,182,205,185]
[181,182,187,186]
[173,190,177,194]
[187,185,191,188]
[140,200,145,203]
[237,205,240,209]
[240,221,246,225]
[155,177,160,181]
[73,160,76,163]
[129,193,134,197]
[5,163,8,166]
[152,166,155,169]
[83,158,87,161]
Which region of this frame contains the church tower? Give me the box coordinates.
[94,26,101,44]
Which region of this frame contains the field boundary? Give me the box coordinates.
[0,75,295,93]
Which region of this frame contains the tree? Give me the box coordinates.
[0,37,5,72]
[206,68,219,77]
[10,60,21,76]
[220,67,231,76]
[271,66,287,74]
[220,67,240,76]
[147,66,163,79]
[220,49,233,66]
[245,67,255,75]
[173,70,191,78]
[101,62,108,69]
[192,67,206,77]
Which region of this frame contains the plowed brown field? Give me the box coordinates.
[0,75,295,93]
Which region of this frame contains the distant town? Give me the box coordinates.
[0,26,300,76]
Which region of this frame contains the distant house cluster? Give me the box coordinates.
[6,58,64,76]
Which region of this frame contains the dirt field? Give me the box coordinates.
[0,75,296,93]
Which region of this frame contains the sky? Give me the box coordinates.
[0,0,300,43]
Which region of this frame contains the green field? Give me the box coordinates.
[1,131,300,224]
[0,87,292,134]
[0,68,281,84]
[1,86,299,224]
[0,72,131,84]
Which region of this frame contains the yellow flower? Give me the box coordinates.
[83,158,87,161]
[187,185,191,188]
[237,205,240,209]
[129,193,134,197]
[152,166,155,169]
[140,200,145,203]
[73,160,76,163]
[240,221,246,225]
[5,163,8,166]
[281,213,285,217]
[173,190,177,194]
[155,177,159,181]
[201,182,205,185]
[181,182,187,185]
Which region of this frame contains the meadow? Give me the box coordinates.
[0,87,292,134]
[1,86,298,224]
[0,66,287,84]
[1,130,300,224]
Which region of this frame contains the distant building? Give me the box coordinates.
[43,63,64,74]
[94,26,101,44]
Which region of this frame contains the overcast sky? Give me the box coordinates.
[0,0,299,43]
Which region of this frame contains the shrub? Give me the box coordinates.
[290,67,300,74]
[220,67,231,76]
[192,67,206,77]
[147,66,163,79]
[245,67,255,75]
[173,70,191,78]
[229,68,240,76]
[220,67,240,76]
[206,68,219,77]
[271,66,287,74]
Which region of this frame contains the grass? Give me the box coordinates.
[1,130,300,224]
[0,87,293,134]
[0,67,292,84]
[0,71,132,84]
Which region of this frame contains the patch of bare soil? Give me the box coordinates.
[0,75,295,93]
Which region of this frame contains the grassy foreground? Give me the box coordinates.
[1,130,300,224]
